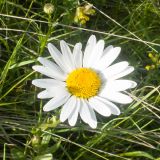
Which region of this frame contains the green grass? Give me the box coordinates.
[1,0,160,159]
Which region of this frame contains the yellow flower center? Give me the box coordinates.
[66,68,101,99]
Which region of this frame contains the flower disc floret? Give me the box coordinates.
[66,68,101,98]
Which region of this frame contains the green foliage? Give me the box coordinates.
[34,154,53,160]
[1,0,160,160]
[119,151,155,159]
[10,148,25,160]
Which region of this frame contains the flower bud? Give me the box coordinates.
[31,135,41,147]
[44,3,54,15]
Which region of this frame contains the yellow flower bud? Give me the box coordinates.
[44,3,54,15]
[145,65,151,71]
[148,52,153,58]
[145,64,156,71]
[150,64,155,69]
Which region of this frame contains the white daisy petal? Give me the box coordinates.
[47,43,69,72]
[80,99,97,128]
[102,61,129,79]
[95,47,121,70]
[38,57,66,78]
[68,99,80,126]
[32,79,65,88]
[89,97,111,117]
[88,40,105,67]
[43,93,70,112]
[73,43,83,68]
[87,103,97,129]
[38,57,57,68]
[79,99,89,124]
[47,85,68,97]
[102,45,113,56]
[100,91,133,104]
[60,40,75,70]
[83,35,96,67]
[37,90,53,99]
[112,66,134,80]
[60,96,77,122]
[32,65,53,78]
[96,96,120,115]
[32,65,65,81]
[104,80,137,92]
[92,45,113,70]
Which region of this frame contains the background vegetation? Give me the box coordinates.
[1,0,160,159]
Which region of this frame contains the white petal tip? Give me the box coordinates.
[37,94,42,99]
[60,40,65,44]
[37,95,40,99]
[32,66,36,70]
[43,106,50,112]
[125,98,133,104]
[116,46,121,50]
[32,80,36,85]
[90,34,96,38]
[89,35,96,41]
[113,47,121,57]
[90,124,97,129]
[69,123,76,127]
[106,113,112,117]
[37,57,42,62]
[60,117,65,123]
[32,65,39,71]
[88,121,97,129]
[131,82,137,88]
[47,43,53,50]
[115,111,121,116]
[130,67,135,72]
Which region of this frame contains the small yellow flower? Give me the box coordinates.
[145,64,155,71]
[145,65,150,71]
[74,4,95,25]
[145,51,160,70]
[44,3,54,15]
[148,52,158,63]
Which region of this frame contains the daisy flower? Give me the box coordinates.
[32,35,137,128]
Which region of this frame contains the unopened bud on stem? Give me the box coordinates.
[44,3,54,15]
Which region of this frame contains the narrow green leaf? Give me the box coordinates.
[34,154,53,160]
[119,151,154,159]
[0,37,23,92]
[45,140,61,154]
[9,59,36,69]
